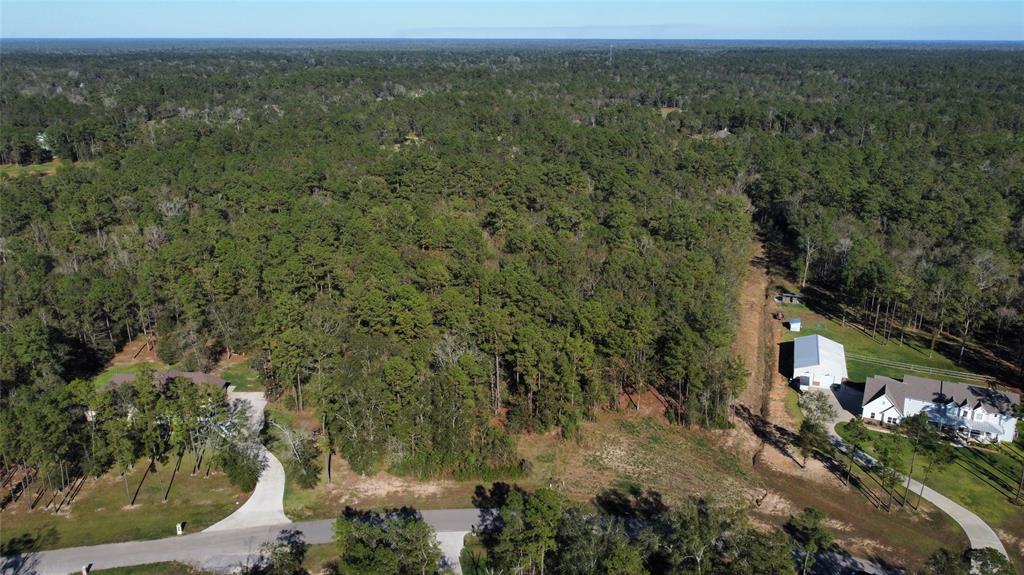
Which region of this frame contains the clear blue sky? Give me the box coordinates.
[2,1,1022,41]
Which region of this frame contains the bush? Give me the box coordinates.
[216,443,266,492]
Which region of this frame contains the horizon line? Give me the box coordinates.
[4,37,1023,43]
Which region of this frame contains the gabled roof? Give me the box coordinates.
[862,374,1020,417]
[793,335,848,380]
[863,375,905,414]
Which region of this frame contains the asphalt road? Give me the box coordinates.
[10,509,480,575]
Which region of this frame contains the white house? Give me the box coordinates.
[861,374,1020,443]
[792,335,848,390]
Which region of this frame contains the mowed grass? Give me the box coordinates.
[784,386,804,427]
[217,362,263,392]
[302,542,338,572]
[835,423,1024,566]
[93,361,168,389]
[0,453,249,550]
[779,303,976,383]
[94,563,209,575]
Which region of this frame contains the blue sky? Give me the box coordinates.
[2,1,1022,40]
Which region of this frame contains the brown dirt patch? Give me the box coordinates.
[214,352,251,370]
[290,457,479,517]
[110,336,161,366]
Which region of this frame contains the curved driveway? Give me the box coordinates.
[812,386,1008,557]
[204,391,289,531]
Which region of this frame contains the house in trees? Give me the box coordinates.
[791,335,848,390]
[861,375,1019,443]
[108,370,229,393]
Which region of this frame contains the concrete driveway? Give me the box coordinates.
[803,384,861,434]
[205,390,289,532]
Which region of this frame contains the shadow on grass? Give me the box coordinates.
[732,404,800,467]
[0,527,57,575]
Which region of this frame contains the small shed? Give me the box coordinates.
[788,318,802,332]
[779,292,803,304]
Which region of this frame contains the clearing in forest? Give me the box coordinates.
[776,301,980,384]
[727,243,970,571]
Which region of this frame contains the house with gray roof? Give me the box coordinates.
[861,374,1019,443]
[107,370,229,392]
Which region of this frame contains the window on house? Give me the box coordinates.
[869,413,875,420]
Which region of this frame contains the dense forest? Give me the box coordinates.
[1,45,1023,486]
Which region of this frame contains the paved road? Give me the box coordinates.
[205,391,288,531]
[807,386,1008,558]
[10,509,479,575]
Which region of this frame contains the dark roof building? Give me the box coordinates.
[107,370,228,391]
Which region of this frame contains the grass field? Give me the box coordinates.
[779,302,977,383]
[92,361,169,389]
[278,394,754,521]
[217,362,263,392]
[784,386,804,426]
[0,453,248,550]
[835,423,1024,566]
[302,542,337,572]
[94,563,208,575]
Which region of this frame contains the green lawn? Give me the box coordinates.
[779,303,977,383]
[302,542,338,572]
[0,453,249,550]
[93,362,168,389]
[835,423,1024,557]
[217,362,263,392]
[94,563,208,575]
[784,386,804,427]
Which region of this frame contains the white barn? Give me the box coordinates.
[792,335,848,390]
[862,375,1020,443]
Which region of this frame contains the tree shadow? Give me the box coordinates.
[811,548,906,575]
[732,404,799,466]
[593,486,668,523]
[778,342,794,380]
[0,528,58,575]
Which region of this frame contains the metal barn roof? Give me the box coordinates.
[793,334,848,380]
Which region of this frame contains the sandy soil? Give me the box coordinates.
[109,336,161,366]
